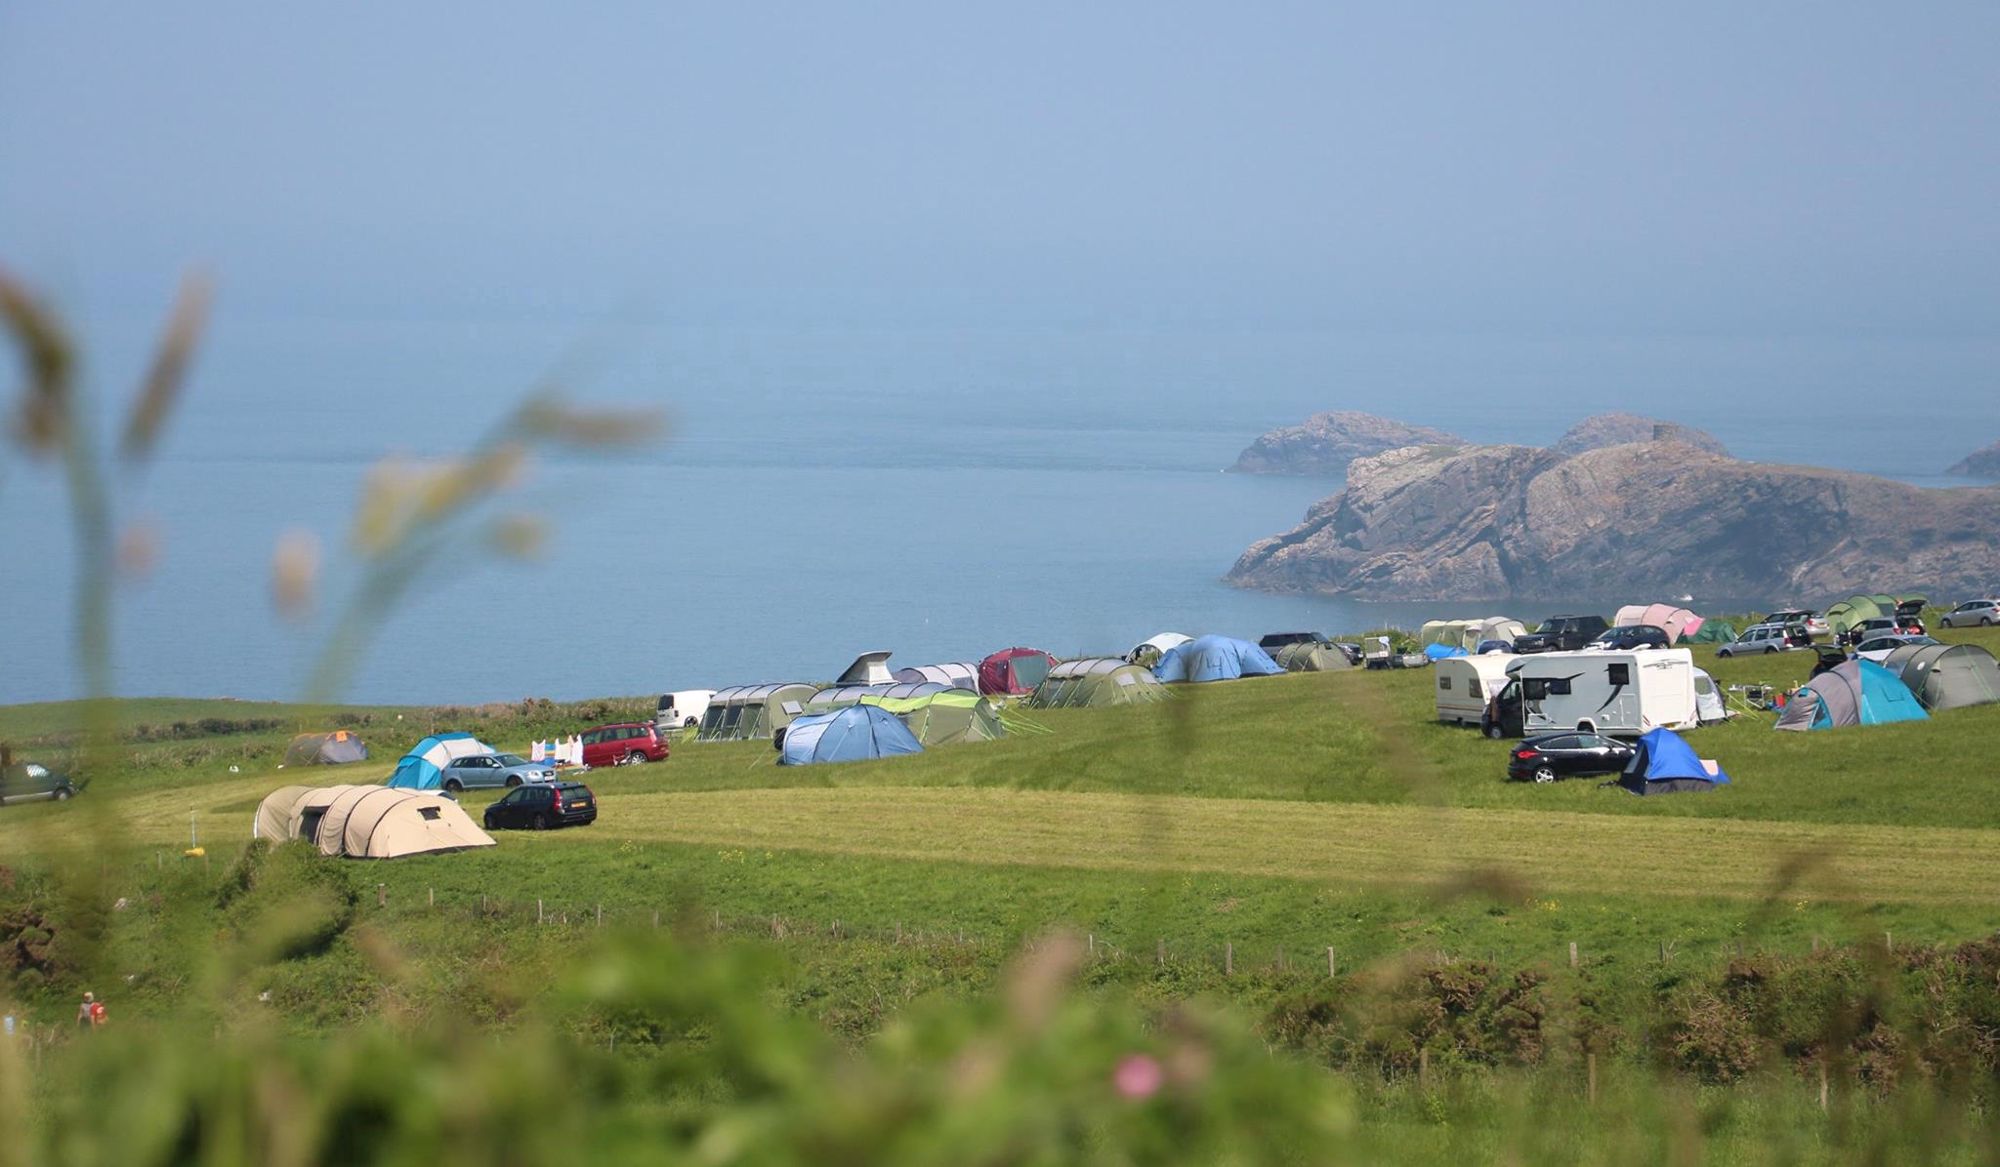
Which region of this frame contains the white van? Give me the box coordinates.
[1489,649,1698,737]
[1434,655,1514,726]
[655,689,715,733]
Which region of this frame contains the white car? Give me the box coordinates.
[1940,599,1999,628]
[1855,634,1938,662]
[1715,624,1797,657]
[1763,609,1830,640]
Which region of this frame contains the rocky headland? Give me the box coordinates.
[1227,411,1465,476]
[1947,440,2000,480]
[1227,423,2000,601]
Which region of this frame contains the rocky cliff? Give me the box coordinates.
[1228,412,1464,476]
[1947,440,2000,480]
[1228,438,2000,601]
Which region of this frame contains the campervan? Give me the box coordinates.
[1434,655,1514,726]
[1484,649,1699,738]
[655,689,715,732]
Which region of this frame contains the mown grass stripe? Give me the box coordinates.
[592,786,2000,904]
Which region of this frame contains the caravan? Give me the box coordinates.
[1484,649,1700,738]
[1434,655,1514,726]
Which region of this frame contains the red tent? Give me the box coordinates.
[978,647,1057,696]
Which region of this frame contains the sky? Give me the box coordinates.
[4,1,1998,334]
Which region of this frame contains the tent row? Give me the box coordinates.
[1776,645,2000,731]
[254,784,494,859]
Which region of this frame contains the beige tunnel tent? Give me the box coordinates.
[254,784,495,859]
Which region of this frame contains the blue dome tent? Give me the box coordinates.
[778,705,924,766]
[1772,659,1929,732]
[385,733,496,790]
[1152,635,1284,684]
[1616,728,1731,796]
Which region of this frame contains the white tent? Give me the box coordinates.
[1127,633,1191,664]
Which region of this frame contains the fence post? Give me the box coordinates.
[428,887,434,909]
[596,904,603,927]
[538,899,544,924]
[1276,944,1284,972]
[1225,942,1234,976]
[1418,1047,1430,1090]
[1587,1052,1598,1104]
[655,910,663,929]
[1327,947,1337,978]
[1568,941,1578,969]
[1885,931,1894,954]
[376,883,386,908]
[1819,1060,1829,1112]
[1087,933,1095,957]
[1157,938,1166,967]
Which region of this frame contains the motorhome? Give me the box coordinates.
[1434,655,1514,726]
[1484,649,1699,738]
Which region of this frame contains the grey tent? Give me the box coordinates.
[893,661,980,690]
[1273,642,1352,672]
[697,683,818,742]
[1772,660,1928,731]
[1880,642,2000,711]
[283,730,369,767]
[1027,658,1169,709]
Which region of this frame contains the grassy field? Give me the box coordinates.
[7,630,2000,1161]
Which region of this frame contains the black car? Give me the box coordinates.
[1512,615,1610,654]
[1587,624,1671,652]
[0,761,78,806]
[1257,631,1331,651]
[482,781,597,831]
[1507,733,1636,784]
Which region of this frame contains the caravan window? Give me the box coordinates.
[1607,664,1631,686]
[1438,676,1452,691]
[1469,680,1483,698]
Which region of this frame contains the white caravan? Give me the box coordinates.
[1434,655,1515,726]
[1494,649,1699,737]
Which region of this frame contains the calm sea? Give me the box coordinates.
[2,314,1992,706]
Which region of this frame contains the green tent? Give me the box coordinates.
[1027,658,1169,709]
[859,688,1006,746]
[1273,642,1351,672]
[1824,594,1912,636]
[1683,620,1737,645]
[697,683,817,742]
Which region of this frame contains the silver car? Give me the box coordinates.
[435,752,555,792]
[1715,624,1796,657]
[1940,599,2000,628]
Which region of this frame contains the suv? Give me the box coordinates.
[1941,599,1999,628]
[1716,624,1797,657]
[0,761,77,806]
[482,780,597,831]
[1584,624,1670,652]
[582,722,669,768]
[1512,615,1610,654]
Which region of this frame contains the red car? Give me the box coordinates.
[581,722,669,768]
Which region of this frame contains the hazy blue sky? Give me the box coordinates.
[4,2,1997,332]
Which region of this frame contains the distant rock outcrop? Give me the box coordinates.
[1228,412,1465,477]
[1228,435,2000,601]
[1551,413,1728,459]
[1947,440,2000,480]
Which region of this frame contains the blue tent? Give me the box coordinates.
[1617,728,1731,795]
[1423,643,1467,662]
[385,732,495,790]
[1772,659,1930,732]
[778,705,924,766]
[1152,635,1285,684]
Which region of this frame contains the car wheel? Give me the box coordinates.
[1484,723,1504,740]
[53,789,70,802]
[1984,617,1994,627]
[505,776,522,788]
[1533,767,1557,784]
[684,717,698,729]
[531,813,550,831]
[624,750,647,766]
[1763,646,1777,655]
[444,779,464,793]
